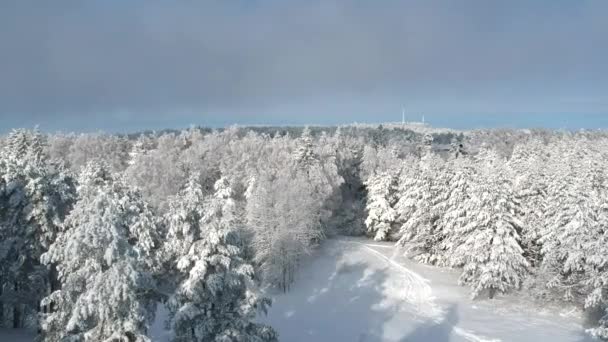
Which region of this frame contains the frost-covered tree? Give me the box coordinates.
[364,172,397,241]
[396,152,447,263]
[0,129,75,329]
[247,169,322,291]
[124,133,189,212]
[293,127,317,169]
[67,133,130,173]
[167,177,277,342]
[450,149,529,299]
[508,139,549,266]
[41,161,160,341]
[328,128,367,235]
[128,134,155,166]
[539,146,608,304]
[163,175,206,271]
[436,155,476,266]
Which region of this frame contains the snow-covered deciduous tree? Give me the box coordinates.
[67,133,130,173]
[167,176,277,342]
[246,168,323,291]
[128,134,156,166]
[41,161,160,341]
[124,133,190,213]
[450,149,529,299]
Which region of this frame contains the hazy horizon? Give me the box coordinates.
[1,1,606,132]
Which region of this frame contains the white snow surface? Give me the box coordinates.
[260,237,596,342]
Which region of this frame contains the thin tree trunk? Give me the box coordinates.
[50,264,60,313]
[0,278,4,327]
[13,282,20,328]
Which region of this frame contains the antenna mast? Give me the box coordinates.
[402,107,405,124]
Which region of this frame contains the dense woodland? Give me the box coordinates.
[2,124,608,340]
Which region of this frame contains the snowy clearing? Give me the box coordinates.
[260,238,595,342]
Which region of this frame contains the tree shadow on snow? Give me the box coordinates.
[399,304,459,342]
[264,243,396,342]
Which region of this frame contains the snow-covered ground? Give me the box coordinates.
[260,237,595,342]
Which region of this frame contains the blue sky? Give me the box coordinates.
[0,1,606,132]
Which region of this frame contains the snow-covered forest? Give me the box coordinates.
[2,124,608,341]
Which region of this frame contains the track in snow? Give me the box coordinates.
[338,239,500,342]
[337,240,438,313]
[262,237,594,342]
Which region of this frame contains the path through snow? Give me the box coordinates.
[261,237,595,342]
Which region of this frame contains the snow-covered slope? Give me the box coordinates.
[260,238,594,342]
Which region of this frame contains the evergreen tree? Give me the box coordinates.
[41,161,160,341]
[508,140,549,266]
[396,152,446,263]
[168,177,277,342]
[539,146,608,306]
[364,172,397,241]
[437,155,476,267]
[293,127,317,169]
[450,150,529,299]
[0,129,75,329]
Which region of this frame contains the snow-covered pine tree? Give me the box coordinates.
[508,139,549,266]
[437,154,476,267]
[396,151,447,264]
[539,146,608,305]
[167,176,277,342]
[450,149,529,299]
[364,171,397,241]
[40,161,160,341]
[0,129,75,329]
[293,127,317,169]
[392,156,419,238]
[579,189,608,340]
[163,174,206,271]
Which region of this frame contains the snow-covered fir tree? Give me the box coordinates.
[293,127,317,169]
[436,154,476,267]
[167,176,277,342]
[364,171,397,241]
[508,139,549,266]
[450,149,529,299]
[396,151,447,264]
[0,129,75,329]
[40,161,160,341]
[539,146,608,303]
